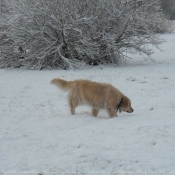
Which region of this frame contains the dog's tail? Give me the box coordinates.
[50,78,72,91]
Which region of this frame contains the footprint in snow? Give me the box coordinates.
[127,77,137,82]
[160,76,169,80]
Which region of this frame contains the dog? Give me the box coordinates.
[50,78,134,118]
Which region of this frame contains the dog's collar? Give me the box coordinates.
[116,97,124,113]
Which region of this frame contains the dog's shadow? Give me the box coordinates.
[76,110,112,120]
[77,109,135,120]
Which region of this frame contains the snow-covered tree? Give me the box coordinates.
[0,0,172,69]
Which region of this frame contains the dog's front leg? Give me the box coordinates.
[107,107,116,118]
[92,108,99,117]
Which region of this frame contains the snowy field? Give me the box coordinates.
[0,33,175,175]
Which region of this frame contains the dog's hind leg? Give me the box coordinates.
[92,108,99,117]
[69,91,79,115]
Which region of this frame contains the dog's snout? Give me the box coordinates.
[127,108,134,113]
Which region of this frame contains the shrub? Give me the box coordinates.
[0,0,172,69]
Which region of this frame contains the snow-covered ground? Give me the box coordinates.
[0,33,175,175]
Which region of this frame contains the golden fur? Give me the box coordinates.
[50,78,134,118]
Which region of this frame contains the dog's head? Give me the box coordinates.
[118,96,134,113]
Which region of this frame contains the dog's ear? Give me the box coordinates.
[121,96,129,107]
[118,95,133,113]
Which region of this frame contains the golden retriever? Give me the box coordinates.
[50,78,134,118]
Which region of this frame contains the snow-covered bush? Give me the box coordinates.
[0,0,171,69]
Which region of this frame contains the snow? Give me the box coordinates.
[0,33,175,175]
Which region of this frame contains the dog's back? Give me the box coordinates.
[51,78,121,107]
